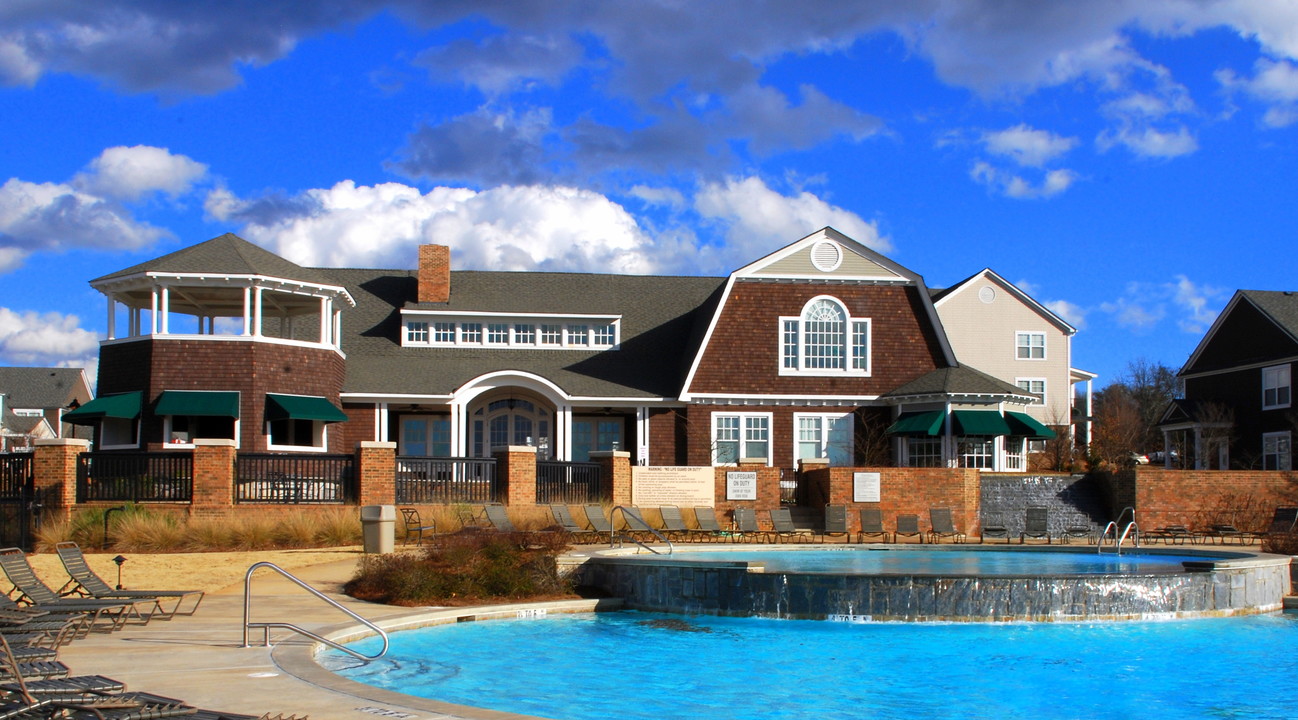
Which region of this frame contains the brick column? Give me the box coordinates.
[356,441,396,506]
[190,439,235,518]
[591,450,632,505]
[33,438,88,523]
[493,445,537,506]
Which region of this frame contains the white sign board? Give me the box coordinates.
[632,466,715,507]
[853,471,881,503]
[726,471,758,501]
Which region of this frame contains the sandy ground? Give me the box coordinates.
[24,546,371,596]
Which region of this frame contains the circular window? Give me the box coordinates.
[811,241,843,272]
[979,286,997,304]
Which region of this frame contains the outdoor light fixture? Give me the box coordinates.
[112,555,127,590]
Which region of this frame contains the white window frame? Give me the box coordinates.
[778,296,871,377]
[711,412,772,466]
[957,436,995,469]
[905,437,943,468]
[794,412,854,466]
[400,311,620,349]
[265,418,329,453]
[514,324,535,345]
[1015,378,1047,405]
[433,322,455,343]
[1263,431,1292,471]
[1262,364,1291,410]
[99,418,140,451]
[486,322,509,345]
[405,321,429,345]
[1016,331,1046,360]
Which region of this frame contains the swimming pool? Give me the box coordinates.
[326,609,1298,720]
[668,547,1213,575]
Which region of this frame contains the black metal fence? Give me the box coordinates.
[0,454,32,498]
[235,453,356,504]
[536,460,602,504]
[77,452,193,503]
[395,457,501,504]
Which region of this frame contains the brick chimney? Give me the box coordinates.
[417,244,450,303]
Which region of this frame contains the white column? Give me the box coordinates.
[242,287,252,336]
[636,406,649,465]
[319,297,331,344]
[376,403,389,443]
[106,297,116,340]
[252,286,263,337]
[159,286,170,334]
[149,288,159,335]
[333,310,342,350]
[556,404,572,461]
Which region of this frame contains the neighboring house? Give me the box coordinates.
[65,228,1063,473]
[0,367,93,452]
[1163,289,1297,470]
[931,269,1096,448]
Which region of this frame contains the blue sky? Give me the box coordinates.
[2,2,1297,390]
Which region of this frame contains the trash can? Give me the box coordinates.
[360,505,395,554]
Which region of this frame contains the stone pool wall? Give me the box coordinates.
[578,553,1290,622]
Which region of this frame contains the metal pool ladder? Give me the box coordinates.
[1098,506,1139,555]
[242,561,388,661]
[609,505,674,555]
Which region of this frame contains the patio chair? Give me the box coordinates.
[732,508,771,543]
[894,514,923,543]
[980,513,1011,543]
[692,507,728,542]
[657,506,693,542]
[927,508,966,544]
[1060,516,1095,545]
[857,508,889,543]
[550,505,600,543]
[822,505,849,542]
[483,504,518,532]
[618,507,662,542]
[399,508,436,545]
[1147,524,1198,545]
[1264,507,1298,539]
[584,505,614,536]
[769,508,814,543]
[55,542,205,620]
[1020,507,1051,544]
[0,548,139,631]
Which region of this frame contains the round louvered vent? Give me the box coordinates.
[979,286,996,304]
[811,241,842,272]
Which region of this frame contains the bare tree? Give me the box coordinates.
[1091,384,1145,468]
[1117,358,1182,450]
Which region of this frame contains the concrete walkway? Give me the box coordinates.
[55,557,583,720]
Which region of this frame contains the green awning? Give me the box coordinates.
[155,391,240,418]
[951,410,1011,436]
[62,392,141,426]
[1006,411,1057,439]
[265,394,348,423]
[886,411,945,436]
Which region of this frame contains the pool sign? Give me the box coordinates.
[853,472,881,503]
[632,466,715,506]
[726,471,758,501]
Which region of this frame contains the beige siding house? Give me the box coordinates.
[933,269,1093,445]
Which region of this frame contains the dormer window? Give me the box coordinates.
[401,311,621,350]
[780,296,870,376]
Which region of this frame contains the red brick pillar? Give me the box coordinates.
[356,441,396,506]
[33,438,88,523]
[591,451,632,505]
[494,445,537,506]
[190,439,235,517]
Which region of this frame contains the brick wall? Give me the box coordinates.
[802,465,981,536]
[1105,467,1298,531]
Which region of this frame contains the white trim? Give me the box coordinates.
[100,333,347,358]
[1262,430,1292,471]
[402,313,621,350]
[265,419,329,453]
[934,269,1076,335]
[710,411,773,466]
[1262,364,1292,410]
[1015,331,1047,361]
[1014,377,1047,406]
[92,272,355,306]
[792,411,854,466]
[1181,355,1298,381]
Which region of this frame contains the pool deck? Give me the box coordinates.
[52,545,1298,719]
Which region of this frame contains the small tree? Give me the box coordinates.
[1091,384,1144,468]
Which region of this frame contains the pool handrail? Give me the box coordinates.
[1099,507,1140,555]
[609,505,674,555]
[242,561,388,662]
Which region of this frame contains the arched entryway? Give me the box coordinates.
[467,393,555,459]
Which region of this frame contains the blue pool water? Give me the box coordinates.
[329,611,1298,720]
[667,548,1212,575]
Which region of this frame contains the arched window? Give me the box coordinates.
[780,296,871,375]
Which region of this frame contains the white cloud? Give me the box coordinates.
[75,145,209,201]
[629,185,687,210]
[207,180,662,274]
[970,162,1077,199]
[0,307,100,369]
[1170,274,1225,333]
[1045,299,1087,330]
[981,124,1078,167]
[1099,275,1226,334]
[1219,58,1298,127]
[693,176,888,265]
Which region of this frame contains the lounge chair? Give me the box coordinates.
[1060,516,1094,545]
[483,504,517,532]
[1020,507,1051,544]
[1264,507,1298,539]
[822,505,849,542]
[55,542,204,619]
[733,508,770,543]
[894,514,923,543]
[692,507,727,542]
[980,513,1010,543]
[857,508,889,543]
[550,505,600,543]
[618,507,661,542]
[769,508,814,543]
[584,505,614,537]
[657,506,693,542]
[399,508,436,545]
[927,508,966,544]
[1147,524,1198,545]
[0,549,139,630]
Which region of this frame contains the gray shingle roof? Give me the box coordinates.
[0,367,86,408]
[883,365,1032,400]
[1243,290,1298,342]
[321,267,726,398]
[93,233,340,287]
[2,409,45,435]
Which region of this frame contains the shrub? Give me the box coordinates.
[345,530,574,606]
[1262,532,1298,556]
